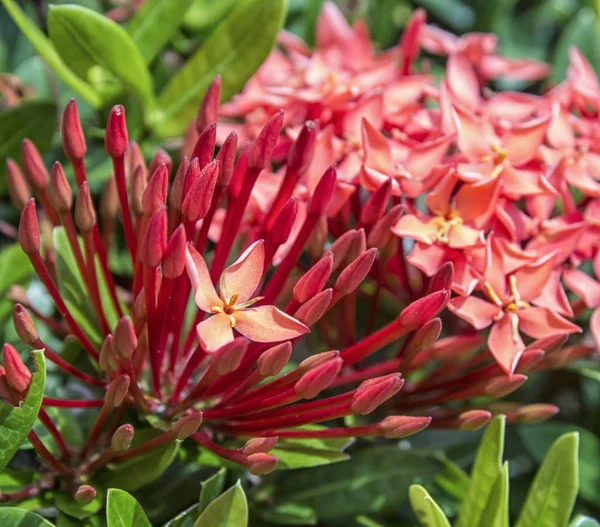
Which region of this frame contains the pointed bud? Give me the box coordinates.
[139,207,167,267]
[309,165,337,215]
[379,416,432,438]
[407,318,442,354]
[295,357,342,399]
[130,165,147,216]
[62,99,86,161]
[428,262,454,294]
[99,335,118,373]
[294,252,334,303]
[169,157,189,212]
[181,160,219,222]
[74,182,96,232]
[335,248,378,295]
[21,139,49,189]
[242,436,278,456]
[257,342,292,377]
[106,374,130,407]
[288,120,317,172]
[143,163,169,216]
[399,290,450,330]
[367,204,404,250]
[351,374,405,415]
[2,344,31,393]
[113,317,138,358]
[0,367,16,402]
[49,162,73,212]
[74,485,96,505]
[527,333,568,353]
[111,424,134,451]
[216,132,238,188]
[485,374,528,398]
[100,176,119,222]
[360,179,392,225]
[515,404,559,424]
[298,350,340,373]
[19,199,40,255]
[294,288,333,326]
[12,304,38,346]
[148,149,172,176]
[125,141,146,178]
[196,75,221,134]
[247,453,279,475]
[6,159,31,211]
[458,410,492,431]
[105,105,128,158]
[173,412,203,440]
[162,226,187,280]
[516,349,545,373]
[270,197,297,247]
[213,338,248,375]
[249,110,284,170]
[181,157,201,208]
[133,289,146,323]
[191,122,217,169]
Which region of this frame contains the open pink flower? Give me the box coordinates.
[186,240,309,352]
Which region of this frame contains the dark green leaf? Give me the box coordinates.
[409,484,451,527]
[107,489,151,527]
[0,508,55,526]
[199,467,227,513]
[194,480,248,527]
[477,462,509,527]
[261,503,317,526]
[0,350,46,471]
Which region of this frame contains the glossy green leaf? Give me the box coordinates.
[194,480,248,527]
[515,432,579,527]
[156,0,286,137]
[183,0,238,30]
[477,462,509,527]
[569,516,600,527]
[47,4,154,105]
[434,458,470,501]
[107,489,151,527]
[199,467,227,513]
[271,433,350,469]
[55,488,104,520]
[0,243,33,294]
[127,0,194,64]
[457,415,505,527]
[0,350,46,471]
[409,484,451,527]
[0,508,55,526]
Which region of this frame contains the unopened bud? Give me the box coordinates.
[162,225,187,280]
[139,207,167,267]
[105,105,128,158]
[351,374,404,415]
[288,120,317,172]
[62,99,86,161]
[516,349,545,373]
[213,338,248,375]
[148,149,172,177]
[49,162,73,212]
[113,317,138,358]
[515,404,559,424]
[309,165,337,216]
[399,290,450,330]
[216,132,238,188]
[379,415,432,438]
[125,141,146,179]
[0,367,15,402]
[75,485,96,505]
[485,374,527,398]
[329,229,360,270]
[334,248,378,295]
[294,252,333,303]
[99,335,119,373]
[367,204,403,250]
[181,157,201,207]
[21,139,49,189]
[270,197,298,247]
[130,165,147,216]
[249,110,284,170]
[173,412,203,440]
[294,288,333,326]
[257,342,292,377]
[242,437,278,456]
[191,122,217,169]
[100,176,119,222]
[459,410,492,431]
[298,350,339,373]
[2,343,31,393]
[106,374,130,408]
[527,333,568,354]
[142,163,169,216]
[12,304,38,346]
[407,318,442,354]
[19,199,40,254]
[428,262,454,293]
[74,182,96,232]
[6,158,31,211]
[295,357,342,399]
[181,160,219,222]
[360,178,392,225]
[111,424,135,451]
[346,228,367,262]
[169,157,189,212]
[247,452,279,475]
[196,75,221,134]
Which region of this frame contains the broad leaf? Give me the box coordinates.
[515,432,579,527]
[477,462,509,527]
[199,467,227,513]
[0,508,55,526]
[55,488,104,520]
[434,458,470,501]
[183,0,238,30]
[457,415,505,527]
[156,0,286,137]
[409,484,451,527]
[47,5,154,105]
[106,489,152,527]
[0,350,46,471]
[194,480,248,527]
[271,432,351,469]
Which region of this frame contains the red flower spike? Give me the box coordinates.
[249,110,284,170]
[105,374,130,408]
[143,163,169,217]
[351,374,405,415]
[334,248,378,295]
[269,197,298,247]
[458,410,492,431]
[162,225,187,280]
[21,139,49,190]
[514,404,559,424]
[130,165,147,216]
[213,338,248,375]
[294,357,343,399]
[294,288,333,326]
[111,424,135,451]
[49,162,73,212]
[6,158,31,211]
[62,99,86,161]
[74,182,97,232]
[196,75,221,134]
[148,149,172,176]
[427,262,454,293]
[294,252,334,303]
[18,199,41,255]
[485,374,528,398]
[169,157,189,212]
[139,207,167,267]
[75,485,96,505]
[308,164,337,216]
[215,132,238,188]
[360,179,393,226]
[99,335,118,373]
[113,317,138,359]
[257,342,293,377]
[242,437,279,456]
[105,105,129,158]
[191,122,217,169]
[173,412,203,440]
[181,160,219,223]
[247,453,279,475]
[367,204,403,250]
[12,304,39,346]
[288,120,318,172]
[379,416,432,438]
[2,343,31,393]
[398,290,450,330]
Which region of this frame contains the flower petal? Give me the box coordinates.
[234,305,309,343]
[185,246,220,313]
[517,307,581,339]
[196,313,235,352]
[221,239,265,303]
[448,224,484,249]
[488,314,525,374]
[391,214,439,244]
[448,296,501,330]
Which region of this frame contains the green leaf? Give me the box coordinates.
[0,508,55,526]
[434,458,470,501]
[56,488,104,520]
[127,0,194,64]
[409,484,451,527]
[0,350,46,471]
[106,489,151,527]
[457,415,505,527]
[47,5,154,105]
[515,432,579,527]
[199,467,227,513]
[0,243,33,294]
[477,462,509,527]
[156,0,286,137]
[183,0,238,30]
[569,516,600,527]
[194,480,248,527]
[261,504,317,526]
[271,431,350,469]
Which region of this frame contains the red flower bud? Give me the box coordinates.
[21,139,49,190]
[407,318,442,354]
[242,436,279,456]
[330,229,360,270]
[99,334,119,373]
[215,132,238,188]
[428,262,454,294]
[18,199,40,255]
[334,248,378,295]
[516,349,545,373]
[213,338,248,375]
[113,316,138,358]
[130,165,147,216]
[181,160,219,223]
[257,342,292,377]
[74,182,96,232]
[2,343,31,393]
[62,99,86,161]
[249,110,284,170]
[111,424,134,451]
[12,304,39,346]
[288,120,318,172]
[379,416,432,438]
[173,412,203,440]
[458,410,492,431]
[196,75,221,134]
[6,158,31,211]
[191,122,217,169]
[527,333,568,353]
[485,374,528,398]
[148,149,172,177]
[351,373,404,415]
[106,374,130,408]
[295,357,342,399]
[75,485,96,505]
[125,141,147,179]
[162,225,187,280]
[0,367,16,403]
[294,252,334,303]
[181,157,202,207]
[308,164,337,216]
[247,453,279,475]
[398,290,450,330]
[294,288,333,326]
[142,163,169,217]
[139,207,167,267]
[169,157,189,212]
[367,204,403,250]
[49,162,73,212]
[105,105,129,158]
[270,197,298,247]
[298,350,340,373]
[100,176,119,223]
[514,404,559,424]
[360,178,392,225]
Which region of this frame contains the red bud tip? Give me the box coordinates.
[101,176,119,221]
[74,182,96,232]
[148,149,172,176]
[162,226,187,280]
[113,317,138,358]
[408,318,442,353]
[247,453,279,475]
[213,337,248,375]
[75,485,96,505]
[295,357,342,399]
[515,404,559,424]
[257,342,292,377]
[191,122,217,169]
[62,99,86,161]
[329,230,360,270]
[516,349,545,373]
[458,410,492,431]
[216,132,238,188]
[288,120,318,172]
[12,304,39,346]
[242,436,279,456]
[309,164,337,215]
[367,204,403,250]
[399,290,450,330]
[139,207,167,267]
[105,105,129,158]
[6,158,31,211]
[485,374,528,398]
[181,157,202,208]
[294,252,334,303]
[294,288,333,326]
[351,374,405,415]
[298,350,340,373]
[111,424,135,451]
[131,165,147,216]
[2,343,31,393]
[21,139,49,190]
[143,163,169,216]
[379,416,432,438]
[181,160,219,223]
[106,374,130,408]
[49,162,73,212]
[99,335,118,373]
[0,368,16,403]
[249,110,284,170]
[270,197,298,247]
[18,199,40,255]
[428,262,455,294]
[169,157,189,212]
[173,412,203,440]
[334,248,378,295]
[360,178,392,225]
[196,75,221,134]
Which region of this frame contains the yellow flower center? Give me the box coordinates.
[434,211,463,244]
